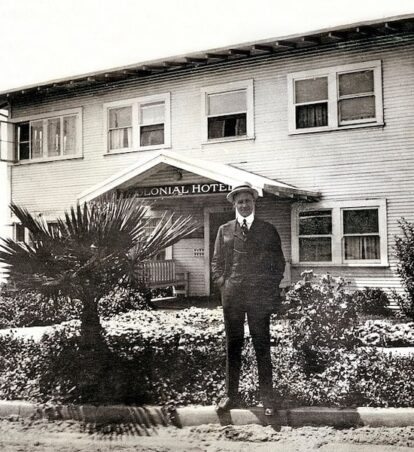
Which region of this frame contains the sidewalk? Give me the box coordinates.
[1,401,413,429]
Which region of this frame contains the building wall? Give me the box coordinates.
[0,162,11,283]
[8,34,414,291]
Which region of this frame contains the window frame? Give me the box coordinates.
[298,209,333,263]
[11,108,83,164]
[103,93,171,154]
[201,79,254,143]
[287,60,383,134]
[107,105,133,152]
[291,199,388,267]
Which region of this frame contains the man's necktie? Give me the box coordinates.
[241,219,248,236]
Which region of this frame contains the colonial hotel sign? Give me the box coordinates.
[130,183,232,198]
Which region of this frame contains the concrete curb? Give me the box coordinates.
[1,401,414,428]
[0,401,169,427]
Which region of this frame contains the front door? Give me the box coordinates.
[209,210,234,301]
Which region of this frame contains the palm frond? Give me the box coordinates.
[1,193,197,298]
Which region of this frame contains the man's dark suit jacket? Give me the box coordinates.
[211,218,285,312]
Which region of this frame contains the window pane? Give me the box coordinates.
[295,77,328,103]
[299,237,332,262]
[31,121,43,158]
[47,118,61,156]
[140,102,165,125]
[343,209,379,234]
[296,103,328,128]
[109,128,132,149]
[208,113,246,139]
[18,122,30,143]
[345,236,380,260]
[19,142,30,160]
[18,123,30,160]
[339,96,376,122]
[109,107,131,129]
[140,124,164,146]
[339,70,374,96]
[208,90,247,116]
[299,210,332,235]
[63,116,77,155]
[15,224,25,242]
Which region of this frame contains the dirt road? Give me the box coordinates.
[1,419,414,451]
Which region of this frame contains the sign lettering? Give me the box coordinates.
[128,183,231,198]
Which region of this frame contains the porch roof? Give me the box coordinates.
[77,150,320,203]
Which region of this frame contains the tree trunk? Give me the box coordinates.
[79,298,105,350]
[78,297,111,402]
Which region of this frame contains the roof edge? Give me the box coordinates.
[1,12,413,98]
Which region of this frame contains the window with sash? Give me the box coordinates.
[292,200,387,266]
[288,61,383,133]
[201,80,254,142]
[298,210,332,262]
[105,93,170,153]
[15,110,81,162]
[343,208,380,261]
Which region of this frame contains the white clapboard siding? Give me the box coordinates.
[173,238,205,296]
[8,34,414,292]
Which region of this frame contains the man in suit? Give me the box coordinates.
[211,183,285,415]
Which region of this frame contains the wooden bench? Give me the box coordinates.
[142,260,189,297]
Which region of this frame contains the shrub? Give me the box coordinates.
[98,285,154,318]
[357,320,414,347]
[351,348,414,407]
[394,218,414,319]
[1,308,414,407]
[0,287,80,328]
[352,287,392,317]
[0,285,153,328]
[283,271,358,374]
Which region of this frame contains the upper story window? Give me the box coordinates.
[288,61,383,134]
[201,80,254,142]
[292,199,388,266]
[104,93,171,154]
[108,106,132,150]
[14,108,82,162]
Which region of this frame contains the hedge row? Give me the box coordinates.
[1,308,414,407]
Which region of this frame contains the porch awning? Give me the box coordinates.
[77,150,320,203]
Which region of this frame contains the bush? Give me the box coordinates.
[0,288,80,328]
[352,287,392,317]
[98,286,154,318]
[357,320,414,347]
[0,285,153,328]
[394,218,414,319]
[1,309,414,408]
[283,271,358,374]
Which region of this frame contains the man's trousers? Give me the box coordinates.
[222,288,273,402]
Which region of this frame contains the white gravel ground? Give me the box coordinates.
[1,418,414,451]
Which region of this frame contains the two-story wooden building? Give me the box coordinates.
[1,14,414,296]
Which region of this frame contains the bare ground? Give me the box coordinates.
[1,418,414,451]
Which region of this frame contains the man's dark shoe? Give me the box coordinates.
[263,399,276,416]
[215,396,240,413]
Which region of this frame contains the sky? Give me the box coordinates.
[0,0,413,92]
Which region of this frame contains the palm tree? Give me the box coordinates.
[0,193,197,349]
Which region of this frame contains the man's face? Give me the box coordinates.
[233,191,255,217]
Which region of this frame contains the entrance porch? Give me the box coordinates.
[77,150,319,297]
